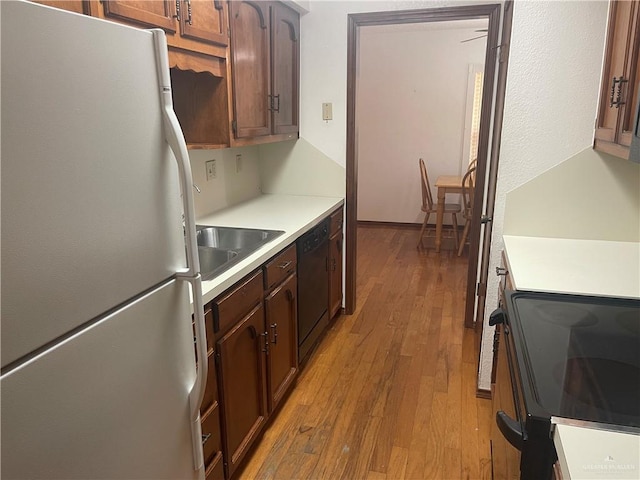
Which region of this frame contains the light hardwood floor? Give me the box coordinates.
[239,225,493,479]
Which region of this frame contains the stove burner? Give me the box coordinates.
[531,301,598,328]
[558,357,640,421]
[616,311,640,336]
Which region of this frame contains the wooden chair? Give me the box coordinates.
[457,165,476,256]
[417,158,461,249]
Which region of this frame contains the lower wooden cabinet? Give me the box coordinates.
[216,302,268,479]
[328,208,343,320]
[209,244,300,478]
[264,273,298,412]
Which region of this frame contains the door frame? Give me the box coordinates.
[345,4,504,332]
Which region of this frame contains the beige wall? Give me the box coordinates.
[188,147,261,219]
[504,148,640,241]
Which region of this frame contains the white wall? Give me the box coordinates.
[478,0,611,389]
[301,0,465,166]
[297,1,626,391]
[357,23,486,223]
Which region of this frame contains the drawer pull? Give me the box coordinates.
[201,433,212,445]
[278,260,292,270]
[270,323,278,344]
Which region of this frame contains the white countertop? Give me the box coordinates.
[553,421,640,479]
[502,235,640,299]
[194,194,344,305]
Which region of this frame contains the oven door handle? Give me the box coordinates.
[496,410,524,451]
[489,308,505,326]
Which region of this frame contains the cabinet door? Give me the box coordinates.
[265,273,298,412]
[216,303,267,478]
[490,324,522,480]
[31,0,90,14]
[103,0,177,32]
[328,231,343,320]
[270,2,299,135]
[595,1,640,150]
[229,0,271,138]
[180,0,228,47]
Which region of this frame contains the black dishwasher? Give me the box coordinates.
[296,219,330,364]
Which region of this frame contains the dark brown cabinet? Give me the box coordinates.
[264,271,298,412]
[229,1,299,143]
[216,302,267,479]
[270,2,300,135]
[264,245,298,413]
[196,308,224,480]
[328,208,343,320]
[102,0,177,31]
[102,0,228,51]
[594,0,640,160]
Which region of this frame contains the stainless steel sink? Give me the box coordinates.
[196,226,283,250]
[194,225,284,280]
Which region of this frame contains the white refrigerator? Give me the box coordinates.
[1,1,208,478]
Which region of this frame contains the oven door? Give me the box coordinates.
[491,311,524,480]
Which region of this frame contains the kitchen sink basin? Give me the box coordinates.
[195,225,284,280]
[196,226,283,250]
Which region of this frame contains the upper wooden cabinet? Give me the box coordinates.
[270,2,300,135]
[594,0,640,160]
[179,0,228,47]
[229,1,299,143]
[229,1,271,139]
[30,0,91,15]
[101,0,228,57]
[102,0,178,32]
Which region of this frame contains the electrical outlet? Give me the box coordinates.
[206,159,216,181]
[235,154,242,173]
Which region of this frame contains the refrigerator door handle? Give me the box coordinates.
[151,29,206,473]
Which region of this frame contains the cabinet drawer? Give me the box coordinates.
[200,352,218,416]
[214,270,263,334]
[205,308,215,353]
[201,404,222,468]
[263,244,297,291]
[192,308,215,361]
[330,208,343,235]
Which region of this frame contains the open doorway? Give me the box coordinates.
[356,20,488,227]
[345,5,502,346]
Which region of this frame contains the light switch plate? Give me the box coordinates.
[322,102,333,121]
[205,159,216,180]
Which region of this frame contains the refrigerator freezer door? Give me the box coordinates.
[1,279,202,480]
[1,1,187,367]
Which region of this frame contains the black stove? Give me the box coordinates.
[509,292,640,427]
[490,291,640,479]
